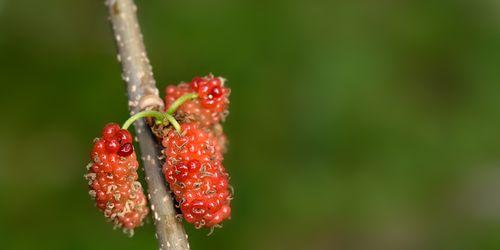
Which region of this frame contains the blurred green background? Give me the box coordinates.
[1,0,500,249]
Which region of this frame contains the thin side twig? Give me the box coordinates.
[105,0,190,249]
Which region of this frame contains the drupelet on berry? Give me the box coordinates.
[85,123,148,233]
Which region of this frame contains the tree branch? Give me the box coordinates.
[105,0,190,249]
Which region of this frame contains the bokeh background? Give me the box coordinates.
[1,0,500,249]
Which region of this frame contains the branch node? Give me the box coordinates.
[139,94,165,111]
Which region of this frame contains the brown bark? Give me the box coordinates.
[105,0,190,249]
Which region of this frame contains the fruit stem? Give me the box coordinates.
[166,93,198,115]
[122,110,181,132]
[164,113,181,132]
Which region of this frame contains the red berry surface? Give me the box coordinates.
[85,123,148,232]
[162,123,231,228]
[165,74,230,127]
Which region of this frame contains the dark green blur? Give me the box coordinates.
[1,0,500,249]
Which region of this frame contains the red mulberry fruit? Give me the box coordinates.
[165,74,230,127]
[161,123,231,228]
[85,123,149,233]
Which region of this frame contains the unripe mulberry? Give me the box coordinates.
[85,123,148,233]
[165,74,230,128]
[162,123,231,228]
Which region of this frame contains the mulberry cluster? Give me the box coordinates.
[85,123,148,232]
[162,75,232,229]
[85,74,232,234]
